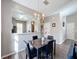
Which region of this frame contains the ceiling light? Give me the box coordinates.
[34,13,37,17]
[42,14,45,17]
[42,14,45,20]
[43,0,49,5]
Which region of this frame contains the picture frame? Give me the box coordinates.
[63,22,65,27]
[52,23,56,27]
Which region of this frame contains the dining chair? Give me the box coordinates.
[39,40,54,59]
[33,36,38,40]
[47,35,56,55]
[27,43,37,59]
[47,40,54,59]
[38,45,49,59]
[47,35,54,40]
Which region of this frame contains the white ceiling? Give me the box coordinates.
[13,12,33,21]
[12,2,41,21]
[13,0,77,16]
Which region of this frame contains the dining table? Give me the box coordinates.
[31,38,53,59]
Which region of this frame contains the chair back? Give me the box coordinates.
[33,36,38,40]
[48,40,53,52]
[47,35,53,40]
[47,40,54,59]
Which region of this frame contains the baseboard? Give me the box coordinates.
[1,48,25,59]
[57,39,66,44]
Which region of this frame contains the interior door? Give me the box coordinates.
[66,23,75,40]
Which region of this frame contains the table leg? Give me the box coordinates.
[26,54,27,59]
[54,40,56,55]
[37,49,39,59]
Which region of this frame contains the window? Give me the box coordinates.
[17,23,23,33]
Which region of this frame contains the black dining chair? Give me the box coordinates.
[38,45,49,59]
[39,40,54,59]
[47,35,54,40]
[47,35,56,55]
[27,43,37,59]
[33,36,38,40]
[47,40,54,59]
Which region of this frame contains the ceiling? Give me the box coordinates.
[13,0,77,16]
[12,2,41,21]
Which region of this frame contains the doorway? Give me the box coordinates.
[66,23,75,40]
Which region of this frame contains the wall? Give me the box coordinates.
[44,14,66,44]
[66,13,77,41]
[60,15,66,43]
[1,0,13,57]
[1,0,41,58]
[12,32,41,52]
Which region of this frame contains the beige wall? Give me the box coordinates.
[44,14,66,44]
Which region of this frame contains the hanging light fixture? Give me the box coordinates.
[33,0,46,20]
[42,13,45,20]
[33,13,37,18]
[43,0,49,5]
[33,0,40,20]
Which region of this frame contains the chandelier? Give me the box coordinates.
[33,0,47,20]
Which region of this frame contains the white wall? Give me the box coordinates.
[1,0,13,57]
[1,0,41,58]
[60,15,67,43]
[66,13,77,41]
[12,32,41,52]
[44,14,66,44]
